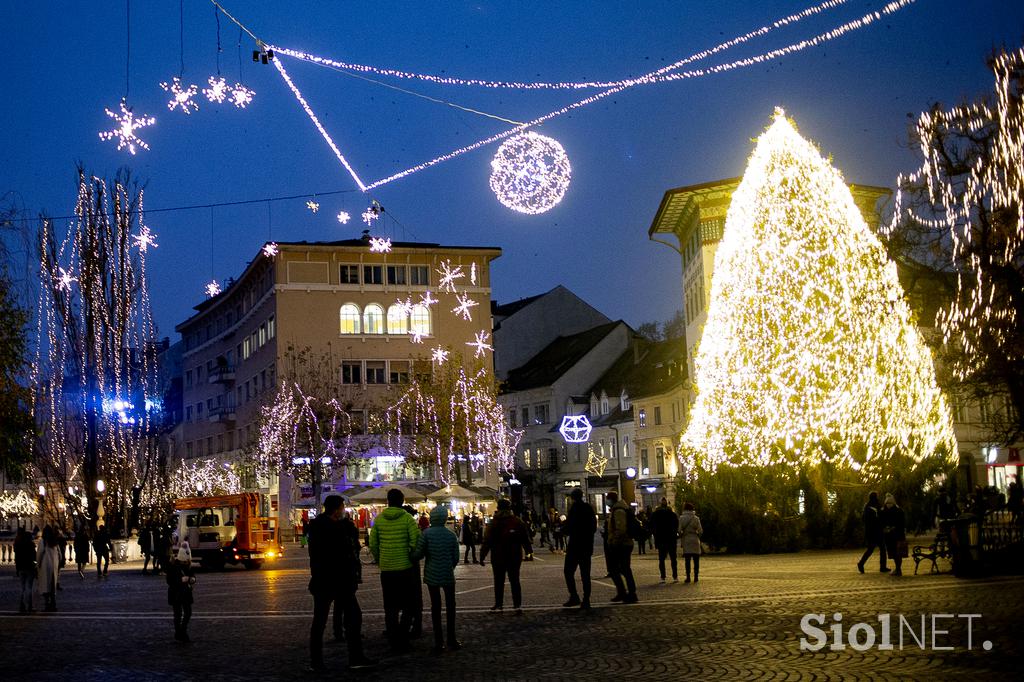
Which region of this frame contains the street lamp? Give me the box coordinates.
[38,484,46,496]
[96,479,106,493]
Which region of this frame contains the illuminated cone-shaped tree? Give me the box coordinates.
[682,110,957,480]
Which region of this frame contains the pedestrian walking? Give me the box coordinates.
[881,493,907,577]
[553,512,566,551]
[679,502,703,583]
[650,497,679,582]
[73,526,90,578]
[562,488,597,609]
[166,541,196,642]
[636,508,649,555]
[461,513,480,564]
[14,528,36,613]
[539,513,549,548]
[605,492,638,603]
[480,498,532,614]
[139,523,156,574]
[856,491,888,573]
[412,504,462,654]
[37,525,61,612]
[155,524,171,574]
[308,495,376,672]
[369,488,421,652]
[92,524,113,579]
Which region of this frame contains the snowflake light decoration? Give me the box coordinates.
[160,77,200,114]
[410,329,425,344]
[98,99,156,155]
[584,448,609,476]
[471,262,478,285]
[56,267,77,291]
[306,200,320,213]
[559,415,592,443]
[203,76,229,104]
[419,291,438,308]
[336,210,350,224]
[369,236,392,253]
[436,260,465,293]
[205,280,222,297]
[230,82,255,108]
[263,242,279,258]
[394,297,414,316]
[489,131,572,214]
[431,347,449,365]
[466,330,493,358]
[452,293,478,321]
[362,208,380,226]
[132,226,158,252]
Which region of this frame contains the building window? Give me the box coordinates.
[600,395,609,415]
[185,406,192,423]
[363,265,383,285]
[340,304,361,334]
[410,265,429,286]
[656,446,665,474]
[196,366,204,382]
[622,435,630,458]
[509,409,517,427]
[387,265,406,285]
[341,361,361,385]
[389,361,410,384]
[410,304,431,337]
[258,323,267,347]
[365,361,386,384]
[672,402,679,423]
[654,406,662,426]
[340,264,359,284]
[621,390,630,410]
[185,370,192,388]
[363,304,384,334]
[186,442,193,459]
[638,408,647,428]
[641,448,649,472]
[521,407,530,428]
[979,398,991,423]
[534,403,549,425]
[387,304,409,335]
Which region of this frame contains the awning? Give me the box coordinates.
[348,484,429,505]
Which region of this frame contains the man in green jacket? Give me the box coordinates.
[369,488,420,650]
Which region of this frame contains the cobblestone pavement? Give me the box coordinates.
[2,541,1021,681]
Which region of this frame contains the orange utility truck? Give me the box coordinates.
[173,493,282,569]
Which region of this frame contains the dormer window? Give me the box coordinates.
[590,395,599,415]
[600,392,609,415]
[620,389,630,410]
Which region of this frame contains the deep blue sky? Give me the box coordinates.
[3,1,1023,339]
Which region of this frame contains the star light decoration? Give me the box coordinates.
[558,415,592,443]
[466,330,492,358]
[160,77,200,114]
[305,200,319,213]
[56,267,77,291]
[584,447,609,477]
[362,207,380,226]
[205,280,222,297]
[489,132,572,214]
[98,99,156,155]
[431,347,449,365]
[681,110,956,480]
[132,226,158,252]
[230,82,255,108]
[419,290,438,308]
[369,236,392,253]
[436,260,465,293]
[410,329,425,344]
[263,242,279,258]
[452,293,478,321]
[203,75,229,104]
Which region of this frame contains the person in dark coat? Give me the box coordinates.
[461,513,480,564]
[650,497,680,582]
[881,493,907,577]
[857,491,888,574]
[308,495,376,672]
[480,498,533,613]
[562,488,597,609]
[92,524,113,579]
[73,526,91,579]
[333,506,362,643]
[403,504,424,638]
[166,541,196,641]
[139,523,155,574]
[14,528,36,613]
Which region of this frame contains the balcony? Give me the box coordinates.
[208,365,236,384]
[208,405,236,423]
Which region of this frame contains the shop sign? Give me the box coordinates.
[563,480,581,488]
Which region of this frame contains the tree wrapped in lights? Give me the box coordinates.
[887,46,1024,443]
[682,111,956,481]
[168,458,241,498]
[32,167,163,531]
[383,351,518,486]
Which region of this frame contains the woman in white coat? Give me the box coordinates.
[678,503,703,583]
[37,525,61,611]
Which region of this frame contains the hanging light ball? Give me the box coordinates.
[489,132,571,214]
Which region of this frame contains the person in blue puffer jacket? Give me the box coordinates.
[412,504,462,654]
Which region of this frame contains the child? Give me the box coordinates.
[413,504,462,654]
[166,541,197,642]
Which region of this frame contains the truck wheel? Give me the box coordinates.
[202,555,226,571]
[244,560,263,570]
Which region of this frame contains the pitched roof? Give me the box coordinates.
[501,321,624,392]
[586,337,688,401]
[491,292,545,318]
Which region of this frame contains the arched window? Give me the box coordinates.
[363,304,384,334]
[410,304,431,337]
[600,392,609,415]
[387,304,408,335]
[339,304,361,334]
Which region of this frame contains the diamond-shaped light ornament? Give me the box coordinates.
[559,415,592,443]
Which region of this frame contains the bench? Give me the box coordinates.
[912,532,951,574]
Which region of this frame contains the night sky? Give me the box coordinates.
[3,1,1023,339]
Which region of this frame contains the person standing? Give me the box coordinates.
[605,492,638,603]
[635,508,649,555]
[92,524,113,579]
[166,541,196,642]
[403,505,424,639]
[461,513,480,564]
[650,497,680,582]
[37,525,61,612]
[538,512,549,548]
[856,491,888,574]
[881,493,907,577]
[412,504,462,654]
[308,495,376,671]
[480,498,532,614]
[369,488,421,652]
[73,526,90,579]
[679,502,703,583]
[14,528,36,613]
[562,488,597,609]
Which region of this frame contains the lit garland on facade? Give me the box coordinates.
[489,132,572,214]
[98,99,156,155]
[681,111,956,479]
